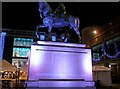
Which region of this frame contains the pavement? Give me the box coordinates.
[97,86,119,89]
[96,83,120,89]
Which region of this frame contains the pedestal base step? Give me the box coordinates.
[26,79,95,88]
[26,87,96,89]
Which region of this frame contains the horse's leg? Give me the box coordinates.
[74,27,81,43]
[64,33,70,42]
[63,28,70,42]
[47,25,52,40]
[68,25,81,43]
[78,34,81,43]
[36,24,47,39]
[75,17,81,43]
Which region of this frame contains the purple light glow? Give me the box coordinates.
[28,42,93,82]
[82,49,93,81]
[37,41,86,47]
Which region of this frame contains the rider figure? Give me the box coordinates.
[53,3,66,19]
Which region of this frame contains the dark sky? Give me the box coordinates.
[2,2,120,31]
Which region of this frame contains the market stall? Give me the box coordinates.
[92,65,112,86]
[0,60,17,79]
[0,60,17,88]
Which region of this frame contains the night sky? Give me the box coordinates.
[2,2,120,32]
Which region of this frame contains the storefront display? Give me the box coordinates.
[12,37,33,67]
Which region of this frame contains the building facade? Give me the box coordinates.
[82,16,120,83]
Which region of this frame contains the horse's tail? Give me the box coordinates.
[75,17,80,30]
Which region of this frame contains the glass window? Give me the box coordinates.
[92,52,100,62]
[12,59,28,67]
[13,38,33,47]
[109,44,116,56]
[93,53,99,59]
[13,47,30,57]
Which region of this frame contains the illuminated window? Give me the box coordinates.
[12,37,33,67]
[13,38,33,47]
[13,47,30,57]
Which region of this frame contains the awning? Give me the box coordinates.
[0,59,17,71]
[92,65,111,71]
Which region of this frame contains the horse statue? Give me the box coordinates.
[36,2,81,43]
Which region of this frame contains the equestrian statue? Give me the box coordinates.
[36,2,81,43]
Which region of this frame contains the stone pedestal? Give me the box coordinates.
[27,41,95,89]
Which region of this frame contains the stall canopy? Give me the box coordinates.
[92,65,111,86]
[0,59,16,71]
[92,65,110,71]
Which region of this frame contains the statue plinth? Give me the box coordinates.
[27,41,95,88]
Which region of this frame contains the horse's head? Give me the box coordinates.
[38,2,52,18]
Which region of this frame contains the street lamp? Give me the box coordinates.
[93,30,97,34]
